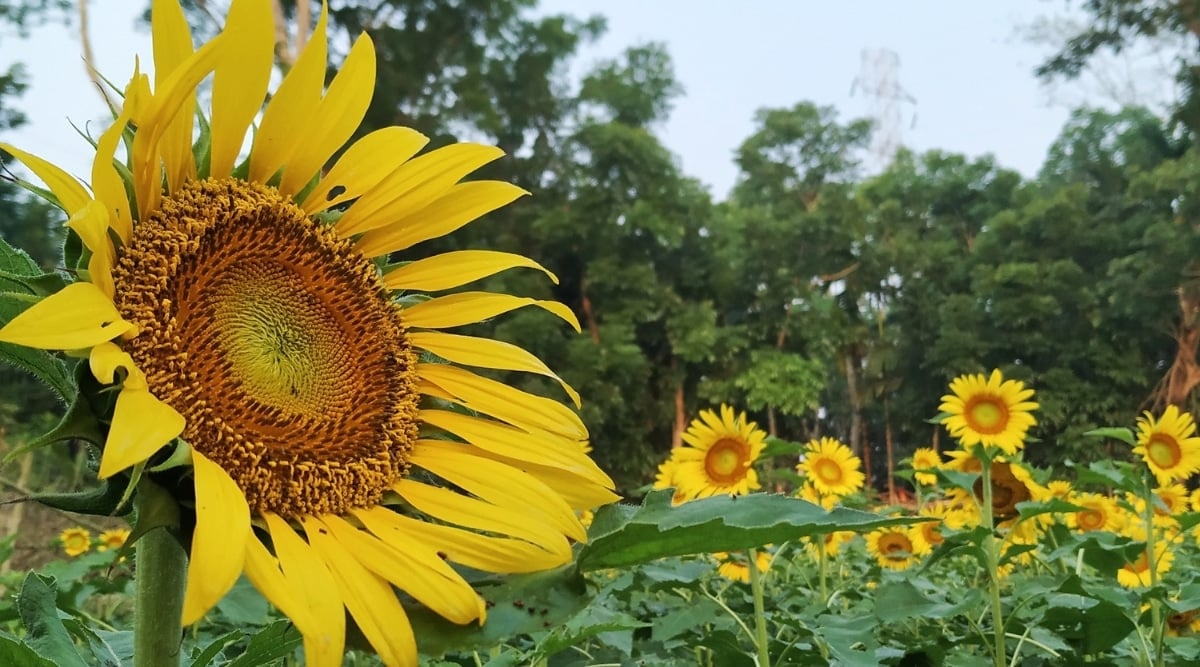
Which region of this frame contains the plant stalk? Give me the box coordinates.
[134,493,187,667]
[746,548,771,667]
[978,454,1006,667]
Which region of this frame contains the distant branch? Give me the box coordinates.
[77,0,116,112]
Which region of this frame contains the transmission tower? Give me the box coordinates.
[850,49,917,170]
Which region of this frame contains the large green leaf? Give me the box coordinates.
[577,490,925,571]
[15,574,87,667]
[0,636,56,667]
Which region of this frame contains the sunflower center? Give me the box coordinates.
[1077,509,1105,531]
[814,459,844,485]
[920,522,944,546]
[1146,435,1183,469]
[880,534,912,559]
[705,438,748,483]
[113,178,420,518]
[964,395,1008,434]
[1128,550,1150,574]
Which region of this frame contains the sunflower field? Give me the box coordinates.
[4,0,1200,666]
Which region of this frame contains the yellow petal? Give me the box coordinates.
[411,440,585,542]
[319,514,484,625]
[384,250,558,292]
[89,108,135,246]
[302,516,417,667]
[88,341,136,385]
[417,363,586,440]
[249,2,328,184]
[97,385,185,478]
[278,31,376,197]
[264,513,345,667]
[133,37,225,219]
[0,144,90,214]
[301,127,429,214]
[469,449,621,510]
[403,291,579,333]
[419,409,608,483]
[182,451,250,625]
[208,0,274,178]
[0,282,133,349]
[353,506,565,574]
[393,479,571,559]
[65,201,115,299]
[243,536,318,638]
[353,181,528,256]
[409,331,580,407]
[151,0,197,193]
[336,144,505,237]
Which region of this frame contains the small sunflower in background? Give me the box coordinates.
[59,527,91,557]
[712,549,772,584]
[1066,493,1121,533]
[97,528,131,552]
[804,530,856,559]
[797,437,864,499]
[942,447,984,474]
[670,405,766,501]
[909,447,942,486]
[866,526,927,571]
[0,1,616,664]
[939,369,1038,455]
[1117,539,1175,589]
[1133,405,1200,483]
[973,460,1033,522]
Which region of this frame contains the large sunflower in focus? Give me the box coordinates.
[939,369,1038,455]
[0,2,616,664]
[671,405,766,500]
[1133,405,1200,483]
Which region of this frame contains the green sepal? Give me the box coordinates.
[124,478,183,550]
[2,393,104,465]
[28,478,130,517]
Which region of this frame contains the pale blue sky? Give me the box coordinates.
[0,1,1158,199]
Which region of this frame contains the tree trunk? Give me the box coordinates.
[672,378,685,449]
[843,349,863,455]
[580,279,601,344]
[1155,284,1200,408]
[884,399,896,504]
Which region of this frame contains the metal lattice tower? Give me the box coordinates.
[851,49,916,169]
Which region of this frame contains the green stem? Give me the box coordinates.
[747,549,771,667]
[978,454,1006,667]
[817,539,829,604]
[1143,473,1164,667]
[134,490,187,667]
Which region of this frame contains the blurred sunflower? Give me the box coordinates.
[797,481,839,510]
[60,527,91,557]
[797,437,864,498]
[1066,493,1121,533]
[1117,540,1174,589]
[1166,608,1200,637]
[671,405,766,500]
[97,528,131,552]
[909,447,942,486]
[972,460,1033,522]
[1133,405,1200,483]
[0,2,615,664]
[866,526,927,571]
[939,369,1038,455]
[804,530,855,559]
[912,502,965,551]
[713,549,772,584]
[943,448,983,474]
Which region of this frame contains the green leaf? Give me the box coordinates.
[0,636,56,667]
[0,234,42,278]
[3,393,104,466]
[408,565,588,657]
[577,490,927,571]
[188,630,241,667]
[226,620,301,667]
[15,574,87,667]
[1082,427,1136,446]
[1015,498,1084,522]
[214,577,270,626]
[873,580,977,623]
[531,606,649,660]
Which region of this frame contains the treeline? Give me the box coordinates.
[1,0,1198,493]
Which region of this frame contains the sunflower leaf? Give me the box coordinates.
[576,490,928,571]
[14,573,87,667]
[1082,427,1135,446]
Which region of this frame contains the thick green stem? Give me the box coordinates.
[978,455,1006,667]
[1143,472,1164,667]
[134,490,187,667]
[817,539,829,604]
[746,549,771,667]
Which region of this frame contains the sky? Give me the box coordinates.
[0,1,1165,201]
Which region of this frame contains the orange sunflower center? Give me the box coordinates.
[963,394,1009,434]
[814,458,845,486]
[113,178,420,518]
[704,437,749,483]
[920,522,944,546]
[1077,508,1105,531]
[1146,434,1183,470]
[1128,550,1150,574]
[879,533,913,559]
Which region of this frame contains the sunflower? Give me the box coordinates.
[912,502,965,551]
[713,549,772,584]
[972,460,1033,522]
[942,448,983,474]
[671,405,766,500]
[0,3,616,664]
[59,527,91,557]
[1066,493,1120,533]
[1133,405,1200,483]
[1117,540,1174,589]
[1166,607,1200,637]
[97,528,131,552]
[909,447,942,486]
[804,530,856,559]
[939,369,1038,455]
[797,437,864,498]
[866,526,927,571]
[797,481,839,511]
